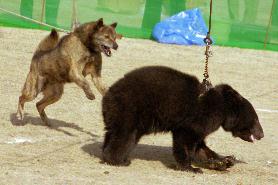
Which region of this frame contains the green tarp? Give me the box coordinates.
[0,0,277,51]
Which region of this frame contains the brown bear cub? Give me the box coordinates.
[102,66,264,173]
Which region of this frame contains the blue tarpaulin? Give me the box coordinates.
[152,8,210,45]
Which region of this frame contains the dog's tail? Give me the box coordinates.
[21,29,59,99]
[17,29,60,119]
[35,29,59,54]
[28,29,59,93]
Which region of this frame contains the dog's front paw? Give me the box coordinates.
[86,93,95,100]
[100,87,108,95]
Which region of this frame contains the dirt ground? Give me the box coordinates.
[0,27,277,185]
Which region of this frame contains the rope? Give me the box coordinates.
[40,0,46,23]
[264,0,276,48]
[71,0,79,31]
[0,7,70,33]
[208,0,212,35]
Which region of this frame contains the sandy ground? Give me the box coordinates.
[0,27,277,185]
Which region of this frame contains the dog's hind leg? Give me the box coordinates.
[36,83,64,126]
[16,72,44,121]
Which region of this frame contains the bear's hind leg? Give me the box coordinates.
[172,129,203,173]
[102,128,137,166]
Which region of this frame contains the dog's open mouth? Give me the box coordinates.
[101,45,112,57]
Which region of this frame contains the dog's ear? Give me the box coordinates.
[50,29,58,39]
[116,34,122,39]
[95,18,104,29]
[110,22,117,28]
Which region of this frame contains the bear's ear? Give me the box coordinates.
[216,84,242,105]
[224,89,242,106]
[216,84,243,130]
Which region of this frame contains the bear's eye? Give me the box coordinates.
[240,128,250,133]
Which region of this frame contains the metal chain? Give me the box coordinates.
[200,0,213,94]
[203,38,213,79]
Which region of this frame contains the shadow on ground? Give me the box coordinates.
[81,141,176,169]
[10,113,98,138]
[82,141,246,172]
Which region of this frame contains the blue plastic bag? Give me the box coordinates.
[152,8,210,45]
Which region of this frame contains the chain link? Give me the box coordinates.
[200,0,214,94]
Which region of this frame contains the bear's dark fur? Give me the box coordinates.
[102,66,264,173]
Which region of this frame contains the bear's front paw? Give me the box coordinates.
[222,155,236,168]
[206,156,236,171]
[176,165,203,174]
[207,159,228,171]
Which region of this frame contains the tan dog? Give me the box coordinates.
[16,18,119,126]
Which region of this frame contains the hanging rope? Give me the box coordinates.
[264,0,276,48]
[200,0,213,94]
[71,0,80,31]
[0,7,70,33]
